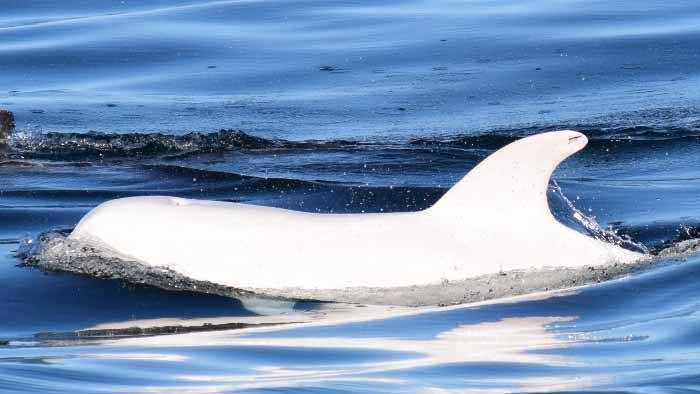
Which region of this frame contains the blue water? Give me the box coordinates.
[2,0,700,392]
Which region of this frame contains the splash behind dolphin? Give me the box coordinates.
[69,130,644,293]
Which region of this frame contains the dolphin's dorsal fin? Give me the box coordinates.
[428,130,587,224]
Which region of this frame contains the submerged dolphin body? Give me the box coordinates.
[70,130,644,292]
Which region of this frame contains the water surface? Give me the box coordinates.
[2,0,700,392]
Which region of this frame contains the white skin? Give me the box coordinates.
[70,130,644,290]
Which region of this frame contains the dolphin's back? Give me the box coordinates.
[70,130,644,291]
[71,196,438,288]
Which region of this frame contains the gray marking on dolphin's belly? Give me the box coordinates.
[19,230,660,307]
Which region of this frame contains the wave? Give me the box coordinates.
[410,125,700,149]
[6,129,279,159]
[2,161,446,213]
[143,164,334,192]
[5,124,700,160]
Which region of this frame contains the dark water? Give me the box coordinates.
[2,0,700,392]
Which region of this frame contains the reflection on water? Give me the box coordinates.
[2,307,580,393]
[3,252,700,393]
[169,316,578,391]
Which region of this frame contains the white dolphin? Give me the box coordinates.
[69,130,644,292]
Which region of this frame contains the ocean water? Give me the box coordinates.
[2,0,700,392]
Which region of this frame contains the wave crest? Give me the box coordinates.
[5,124,700,160]
[8,129,277,159]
